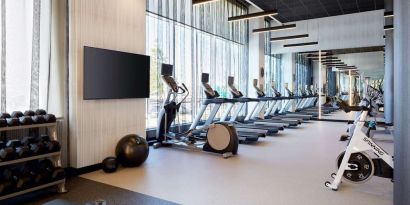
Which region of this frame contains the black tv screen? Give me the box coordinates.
[83,46,150,100]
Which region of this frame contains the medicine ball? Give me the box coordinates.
[102,157,118,173]
[115,134,149,167]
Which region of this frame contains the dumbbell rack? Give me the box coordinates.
[0,122,67,201]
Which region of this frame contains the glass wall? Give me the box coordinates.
[146,0,249,128]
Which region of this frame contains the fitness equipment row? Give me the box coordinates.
[0,109,56,127]
[0,159,65,196]
[0,135,61,162]
[154,64,338,157]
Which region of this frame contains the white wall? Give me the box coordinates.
[69,0,146,168]
[268,10,384,54]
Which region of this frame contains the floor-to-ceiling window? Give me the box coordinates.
[295,54,313,95]
[327,68,337,96]
[146,0,248,128]
[264,20,283,97]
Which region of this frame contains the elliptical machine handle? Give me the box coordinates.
[181,83,188,92]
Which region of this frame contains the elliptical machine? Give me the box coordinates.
[324,103,393,191]
[154,64,238,158]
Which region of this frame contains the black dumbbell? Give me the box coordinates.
[0,119,7,127]
[6,118,19,126]
[0,141,15,161]
[24,110,35,117]
[0,113,11,119]
[31,115,46,124]
[8,165,35,190]
[37,159,54,182]
[18,116,33,125]
[44,114,56,123]
[35,109,47,115]
[6,140,31,158]
[21,137,47,156]
[11,111,24,118]
[39,135,61,153]
[0,169,14,195]
[51,167,65,181]
[19,116,34,125]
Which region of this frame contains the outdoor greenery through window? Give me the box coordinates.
[146,0,249,128]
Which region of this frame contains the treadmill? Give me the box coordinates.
[261,83,303,124]
[263,84,312,121]
[245,79,300,127]
[217,76,285,133]
[191,74,265,143]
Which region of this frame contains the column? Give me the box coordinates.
[384,0,394,124]
[393,0,410,204]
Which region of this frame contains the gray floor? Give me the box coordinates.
[1,177,178,205]
[82,121,393,205]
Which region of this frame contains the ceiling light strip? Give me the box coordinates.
[192,0,219,5]
[270,34,309,42]
[384,25,394,30]
[384,11,394,18]
[307,56,338,60]
[228,10,278,22]
[253,24,296,34]
[283,42,318,47]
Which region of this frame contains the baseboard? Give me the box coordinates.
[65,163,102,178]
[311,118,350,123]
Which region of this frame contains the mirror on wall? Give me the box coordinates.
[312,47,385,121]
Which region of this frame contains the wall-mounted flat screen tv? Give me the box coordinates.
[83,46,150,100]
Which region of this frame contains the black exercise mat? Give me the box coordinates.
[1,177,179,205]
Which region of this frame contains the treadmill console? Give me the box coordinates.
[201,73,219,99]
[228,76,243,98]
[253,79,265,98]
[161,64,178,92]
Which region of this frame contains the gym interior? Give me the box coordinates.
[0,0,408,204]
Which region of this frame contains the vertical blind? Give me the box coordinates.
[0,0,51,113]
[146,0,249,128]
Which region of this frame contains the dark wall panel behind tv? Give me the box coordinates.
[83,46,150,100]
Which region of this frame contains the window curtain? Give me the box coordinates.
[146,0,248,128]
[295,54,313,95]
[0,0,51,113]
[264,20,283,97]
[327,68,337,96]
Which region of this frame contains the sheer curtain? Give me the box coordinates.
[0,0,51,113]
[146,0,249,128]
